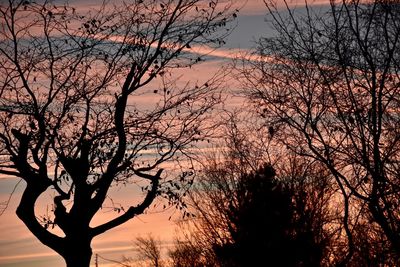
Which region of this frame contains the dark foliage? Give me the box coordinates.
[212,164,323,267]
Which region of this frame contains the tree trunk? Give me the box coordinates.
[62,240,93,267]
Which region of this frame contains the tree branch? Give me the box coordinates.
[90,169,162,237]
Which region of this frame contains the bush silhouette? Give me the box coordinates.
[211,165,323,267]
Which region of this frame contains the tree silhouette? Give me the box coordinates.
[169,238,208,267]
[134,234,163,267]
[181,135,333,267]
[212,164,329,267]
[238,0,400,262]
[0,1,235,266]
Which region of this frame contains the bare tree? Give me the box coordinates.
[169,238,208,267]
[0,0,236,266]
[176,124,337,266]
[237,0,400,262]
[134,234,163,267]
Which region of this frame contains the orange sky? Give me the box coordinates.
[0,1,331,266]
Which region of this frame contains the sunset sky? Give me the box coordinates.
[0,1,329,266]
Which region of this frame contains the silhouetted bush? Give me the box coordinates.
[211,164,325,267]
[176,145,335,267]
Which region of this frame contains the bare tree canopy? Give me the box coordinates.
[0,0,236,266]
[134,234,163,267]
[170,120,337,266]
[237,0,400,263]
